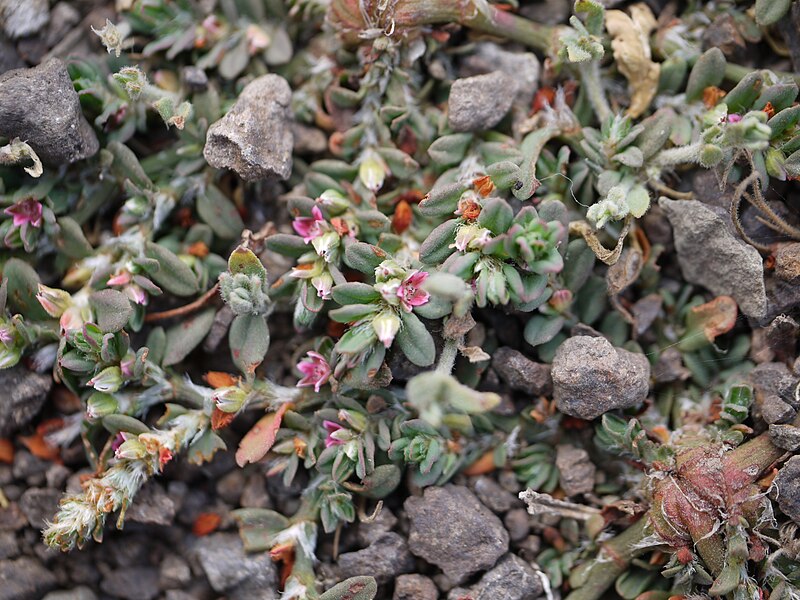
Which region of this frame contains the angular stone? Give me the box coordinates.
[393,574,438,600]
[660,198,766,318]
[338,532,414,584]
[43,586,97,600]
[159,554,192,589]
[552,336,650,420]
[356,506,397,546]
[770,424,800,451]
[100,567,160,600]
[775,243,800,282]
[492,347,552,396]
[0,0,48,39]
[0,59,99,166]
[125,482,175,526]
[774,456,800,525]
[405,485,508,584]
[459,42,540,109]
[472,475,517,514]
[19,487,60,529]
[204,74,293,181]
[0,557,57,599]
[556,445,596,496]
[750,362,799,425]
[503,509,530,543]
[191,533,278,599]
[0,366,53,436]
[468,554,543,600]
[448,71,515,133]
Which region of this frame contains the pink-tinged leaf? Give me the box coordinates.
[688,295,738,342]
[235,403,291,467]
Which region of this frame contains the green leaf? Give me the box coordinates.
[395,312,435,367]
[331,282,380,305]
[145,326,166,366]
[319,577,377,600]
[329,304,380,323]
[229,313,270,377]
[563,239,595,292]
[162,308,216,366]
[477,197,513,235]
[755,0,792,26]
[419,182,465,217]
[427,133,473,166]
[344,242,388,273]
[523,315,564,347]
[187,429,226,465]
[265,233,309,258]
[2,258,48,320]
[55,217,93,259]
[102,414,149,436]
[724,70,764,114]
[89,289,133,333]
[419,219,459,264]
[685,48,726,101]
[486,160,522,190]
[197,186,245,239]
[144,241,199,297]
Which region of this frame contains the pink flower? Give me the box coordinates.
[727,113,743,123]
[296,351,331,392]
[4,198,42,228]
[323,420,346,448]
[292,206,325,243]
[0,325,14,347]
[397,270,430,312]
[107,272,132,286]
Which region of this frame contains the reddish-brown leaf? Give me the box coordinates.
[211,408,236,431]
[235,403,292,467]
[462,449,495,476]
[192,512,222,536]
[0,439,13,464]
[205,371,237,389]
[19,432,60,463]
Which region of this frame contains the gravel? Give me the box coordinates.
[774,456,800,525]
[100,567,160,600]
[492,347,553,397]
[337,532,415,584]
[0,0,49,39]
[191,533,278,599]
[393,574,438,600]
[0,59,99,165]
[204,73,293,181]
[552,336,651,419]
[660,197,767,319]
[460,554,544,600]
[556,445,596,497]
[448,71,516,133]
[405,485,509,584]
[0,556,57,599]
[0,366,53,436]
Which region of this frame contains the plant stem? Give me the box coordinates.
[436,336,461,375]
[144,283,220,323]
[577,61,611,123]
[650,141,703,168]
[564,516,650,600]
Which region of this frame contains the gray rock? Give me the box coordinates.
[204,74,293,181]
[356,506,397,546]
[0,0,48,39]
[181,66,208,92]
[0,59,99,166]
[448,71,515,133]
[0,503,27,531]
[555,445,596,496]
[459,43,540,108]
[774,456,800,525]
[338,532,415,584]
[191,533,278,599]
[770,424,800,451]
[394,574,438,600]
[12,450,49,481]
[750,362,799,425]
[503,509,530,543]
[45,464,70,490]
[551,336,651,420]
[660,198,767,318]
[493,347,552,396]
[19,487,60,529]
[469,554,543,600]
[159,554,191,589]
[100,567,159,600]
[165,592,196,600]
[520,0,571,24]
[0,557,57,599]
[215,470,245,505]
[0,366,53,436]
[292,122,328,154]
[652,347,690,383]
[240,473,272,509]
[472,475,517,514]
[0,532,18,559]
[405,485,509,584]
[42,586,97,600]
[125,482,175,526]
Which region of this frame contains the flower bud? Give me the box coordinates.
[372,310,401,348]
[86,392,119,419]
[338,408,368,433]
[36,285,72,318]
[358,148,388,193]
[88,366,123,393]
[113,66,148,100]
[318,189,350,214]
[311,230,341,262]
[213,386,248,413]
[115,437,147,460]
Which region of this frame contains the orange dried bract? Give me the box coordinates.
[0,438,13,464]
[19,432,60,463]
[331,217,350,236]
[392,199,413,233]
[192,512,222,536]
[763,101,775,119]
[702,86,726,108]
[473,175,495,197]
[205,371,237,388]
[458,198,482,221]
[757,467,778,489]
[532,87,556,113]
[187,241,210,258]
[462,449,495,475]
[211,408,236,431]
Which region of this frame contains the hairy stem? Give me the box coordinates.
[436,336,461,375]
[577,61,611,123]
[650,141,704,168]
